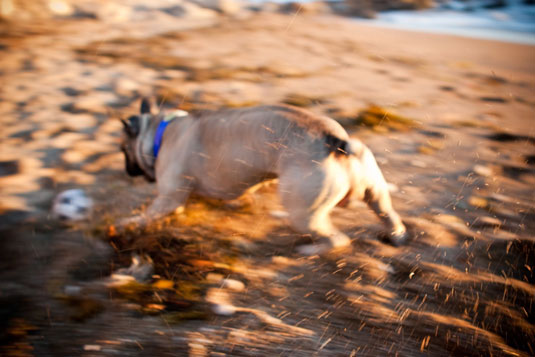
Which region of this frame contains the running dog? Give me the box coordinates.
[119,99,407,254]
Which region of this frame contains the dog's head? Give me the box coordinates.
[120,99,151,177]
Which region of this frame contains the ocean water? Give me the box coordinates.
[355,3,535,45]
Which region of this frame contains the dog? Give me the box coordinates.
[119,99,407,254]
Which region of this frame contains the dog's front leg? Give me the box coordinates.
[145,189,190,221]
[119,181,193,231]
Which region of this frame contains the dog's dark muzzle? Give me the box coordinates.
[126,161,144,177]
[122,149,144,177]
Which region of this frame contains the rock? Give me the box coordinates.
[250,1,280,13]
[473,164,493,177]
[279,1,332,15]
[192,0,243,15]
[340,1,376,18]
[206,288,236,316]
[110,255,154,285]
[342,0,433,18]
[179,1,218,18]
[221,278,245,292]
[211,301,236,315]
[76,2,132,22]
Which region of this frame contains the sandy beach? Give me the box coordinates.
[1,8,534,356]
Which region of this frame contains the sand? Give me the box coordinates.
[0,11,534,356]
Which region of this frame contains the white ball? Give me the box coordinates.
[52,189,93,222]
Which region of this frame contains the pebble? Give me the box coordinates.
[211,303,237,316]
[221,278,245,292]
[206,288,237,316]
[473,164,493,177]
[193,0,244,16]
[111,255,154,283]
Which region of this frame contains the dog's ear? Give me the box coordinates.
[122,115,140,137]
[140,98,151,115]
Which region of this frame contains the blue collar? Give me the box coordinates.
[152,110,188,158]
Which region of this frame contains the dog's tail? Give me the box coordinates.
[325,135,363,157]
[325,134,350,156]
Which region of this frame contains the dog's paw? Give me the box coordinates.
[117,215,147,231]
[387,230,409,247]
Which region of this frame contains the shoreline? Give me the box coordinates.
[355,17,535,46]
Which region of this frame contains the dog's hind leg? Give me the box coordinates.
[352,146,407,245]
[278,159,351,255]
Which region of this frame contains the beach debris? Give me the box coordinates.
[108,255,154,286]
[468,196,489,209]
[152,279,174,290]
[356,105,420,131]
[52,189,93,222]
[283,93,327,107]
[206,288,314,335]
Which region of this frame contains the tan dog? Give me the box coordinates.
[120,99,407,254]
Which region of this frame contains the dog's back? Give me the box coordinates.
[195,105,351,162]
